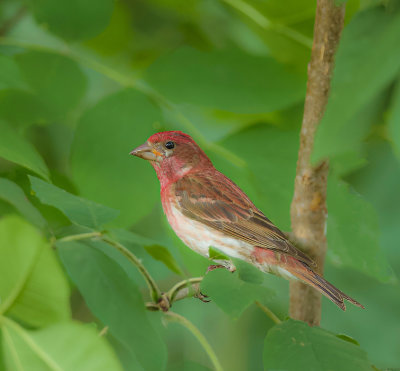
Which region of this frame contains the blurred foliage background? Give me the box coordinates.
[0,0,399,370]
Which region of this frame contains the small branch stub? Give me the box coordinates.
[289,0,346,326]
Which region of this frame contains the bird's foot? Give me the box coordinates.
[206,264,225,273]
[207,260,236,273]
[194,291,211,303]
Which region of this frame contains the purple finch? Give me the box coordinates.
[131,131,364,311]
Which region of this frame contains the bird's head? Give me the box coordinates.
[130,131,212,187]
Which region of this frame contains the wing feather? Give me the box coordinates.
[172,171,314,266]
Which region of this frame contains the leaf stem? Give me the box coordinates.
[57,232,161,302]
[101,236,161,302]
[57,231,103,242]
[255,301,281,324]
[164,312,223,371]
[167,277,204,302]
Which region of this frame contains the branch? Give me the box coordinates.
[255,301,282,325]
[57,232,162,302]
[289,0,345,326]
[167,277,203,302]
[58,231,103,242]
[101,236,162,302]
[146,277,205,312]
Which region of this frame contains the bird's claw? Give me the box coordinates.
[206,262,236,273]
[195,291,211,303]
[206,264,225,273]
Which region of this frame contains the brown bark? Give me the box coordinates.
[289,0,345,326]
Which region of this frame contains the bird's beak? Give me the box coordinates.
[130,142,162,162]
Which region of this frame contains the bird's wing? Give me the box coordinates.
[172,171,314,266]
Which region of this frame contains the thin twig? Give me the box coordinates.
[98,326,109,337]
[57,231,161,301]
[167,277,203,302]
[289,0,345,326]
[146,302,160,311]
[57,231,103,242]
[255,301,281,324]
[164,312,224,371]
[144,277,205,312]
[57,232,203,306]
[101,236,161,302]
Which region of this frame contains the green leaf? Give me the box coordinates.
[233,258,265,285]
[144,245,183,275]
[15,51,87,120]
[0,54,26,90]
[107,229,183,281]
[0,215,43,316]
[165,104,246,142]
[100,230,172,284]
[57,240,167,371]
[201,268,273,319]
[6,239,71,327]
[29,176,119,229]
[313,6,400,164]
[70,89,161,227]
[336,334,360,346]
[109,228,156,247]
[108,334,144,371]
[327,175,393,282]
[313,88,387,175]
[242,0,315,67]
[0,120,50,180]
[263,319,373,371]
[388,76,400,160]
[219,124,299,230]
[0,178,46,229]
[0,215,70,326]
[208,246,229,261]
[145,47,306,114]
[31,0,114,41]
[317,89,387,176]
[1,319,123,371]
[0,89,51,127]
[168,360,212,371]
[85,1,135,55]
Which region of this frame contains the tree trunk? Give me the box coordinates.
[289,0,345,326]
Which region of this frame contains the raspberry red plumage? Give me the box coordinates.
[131,131,364,311]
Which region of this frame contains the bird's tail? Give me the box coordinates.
[252,247,364,311]
[287,261,365,311]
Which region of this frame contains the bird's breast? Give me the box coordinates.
[162,192,252,259]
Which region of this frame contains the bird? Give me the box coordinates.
[130,130,364,311]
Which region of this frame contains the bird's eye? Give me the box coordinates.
[165,141,175,149]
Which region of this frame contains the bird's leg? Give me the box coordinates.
[198,260,236,303]
[194,291,211,303]
[207,259,236,273]
[206,264,225,273]
[196,260,235,303]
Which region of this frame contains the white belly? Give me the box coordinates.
[164,204,298,281]
[167,206,252,260]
